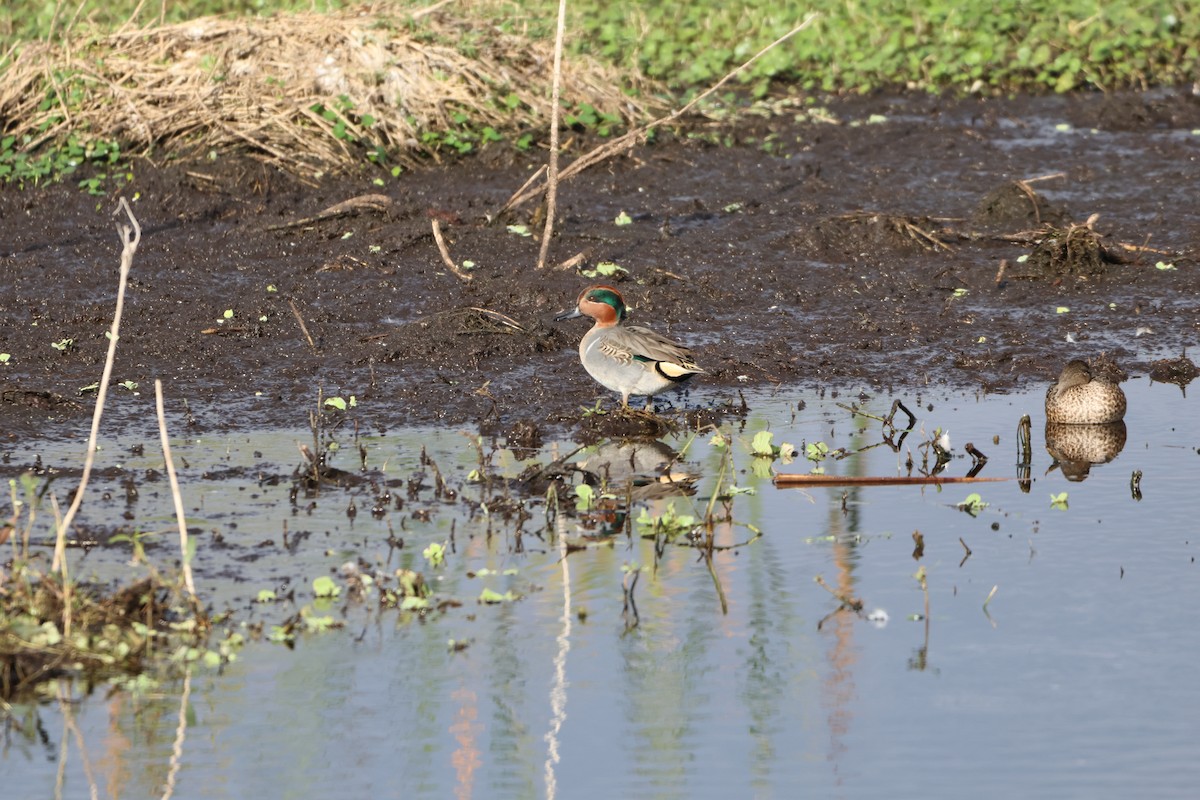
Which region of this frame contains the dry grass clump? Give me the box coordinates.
[0,7,663,173]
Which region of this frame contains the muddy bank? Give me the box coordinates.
[1,90,1198,440]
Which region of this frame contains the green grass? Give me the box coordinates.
[560,0,1196,94]
[3,0,1195,94]
[0,0,346,43]
[0,0,1194,189]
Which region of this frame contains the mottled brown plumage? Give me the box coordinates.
[1045,359,1126,424]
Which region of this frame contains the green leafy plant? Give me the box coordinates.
[423,541,446,568]
[636,501,696,539]
[574,484,595,511]
[581,261,628,279]
[312,575,341,598]
[957,493,989,517]
[580,399,607,417]
[479,587,518,603]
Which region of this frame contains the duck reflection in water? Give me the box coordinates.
[1045,420,1127,481]
[573,439,697,536]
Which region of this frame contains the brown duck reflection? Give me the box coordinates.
[577,438,697,501]
[1045,420,1127,481]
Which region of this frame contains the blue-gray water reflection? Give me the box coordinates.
[5,378,1200,798]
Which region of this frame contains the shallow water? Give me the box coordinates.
[4,378,1200,798]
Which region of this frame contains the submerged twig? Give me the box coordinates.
[156,379,196,600]
[702,437,731,616]
[814,574,863,612]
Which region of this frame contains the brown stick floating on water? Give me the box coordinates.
[773,473,1010,487]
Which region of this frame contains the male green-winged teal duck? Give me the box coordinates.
[1045,359,1126,424]
[555,284,704,408]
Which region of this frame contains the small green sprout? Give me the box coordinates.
[751,430,776,456]
[582,261,628,279]
[50,338,74,351]
[1050,492,1069,510]
[255,589,277,603]
[635,502,695,538]
[580,399,607,417]
[614,211,632,226]
[805,442,831,463]
[423,542,445,568]
[957,493,989,517]
[302,613,338,632]
[506,224,532,237]
[574,483,595,511]
[312,576,340,598]
[479,588,518,603]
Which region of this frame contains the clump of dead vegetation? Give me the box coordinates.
[0,8,663,173]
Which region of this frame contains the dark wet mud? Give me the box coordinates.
[2,90,1199,441]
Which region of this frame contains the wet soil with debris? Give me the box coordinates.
[2,90,1199,443]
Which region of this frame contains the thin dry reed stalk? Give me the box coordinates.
[536,0,569,270]
[52,197,140,569]
[501,13,820,214]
